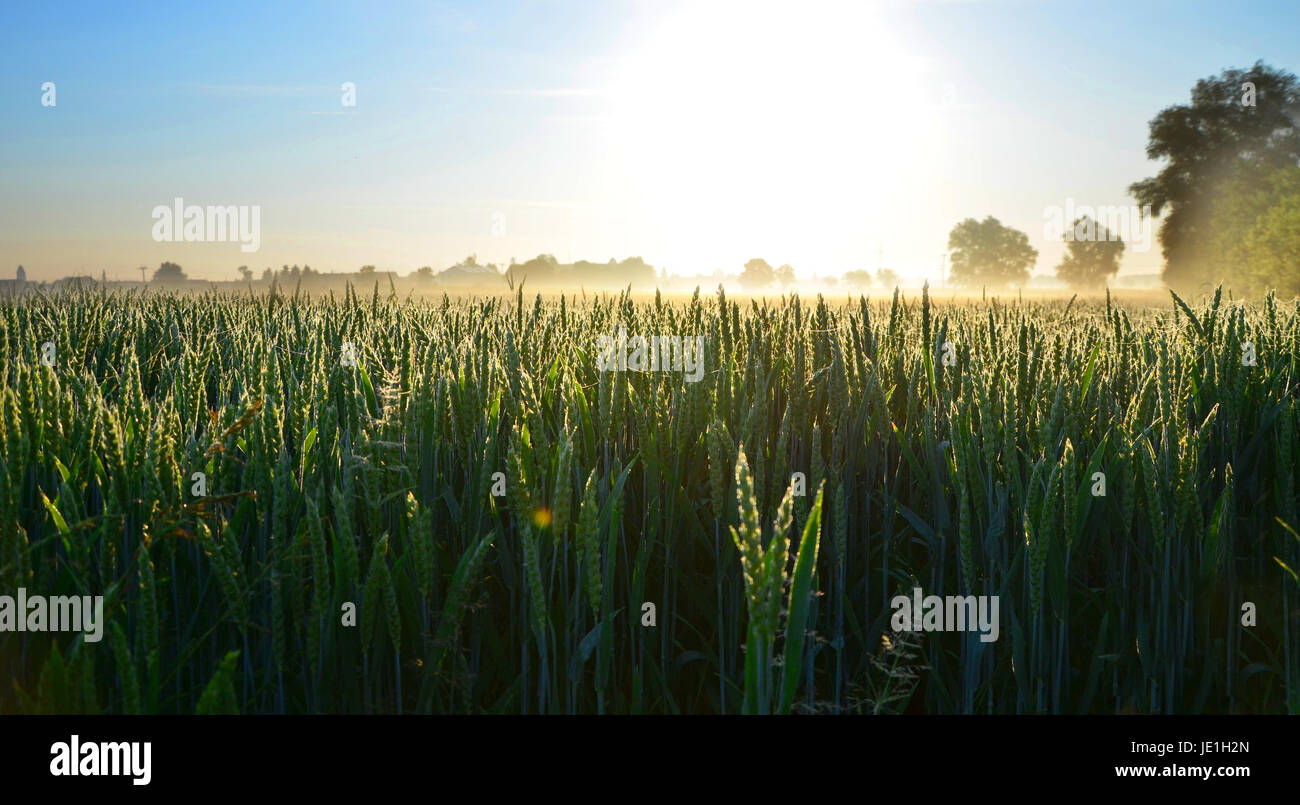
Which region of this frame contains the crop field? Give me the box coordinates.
[0,284,1297,714]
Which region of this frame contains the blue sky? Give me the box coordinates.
[3,0,1298,282]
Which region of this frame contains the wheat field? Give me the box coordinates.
[0,283,1296,714]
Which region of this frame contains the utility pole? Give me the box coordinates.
[139,266,147,284]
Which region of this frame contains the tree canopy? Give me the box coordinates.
[841,269,873,289]
[1208,163,1300,296]
[1054,216,1125,290]
[153,261,186,283]
[1129,61,1300,291]
[946,216,1037,289]
[739,258,775,289]
[504,254,656,288]
[775,263,795,288]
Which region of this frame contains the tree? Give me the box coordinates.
[611,256,655,287]
[153,261,186,283]
[1209,163,1300,296]
[946,217,1037,289]
[739,258,775,289]
[842,269,873,289]
[1129,62,1300,291]
[875,268,900,289]
[359,265,377,274]
[775,263,795,288]
[415,266,434,281]
[237,265,253,282]
[1054,216,1125,290]
[506,254,559,285]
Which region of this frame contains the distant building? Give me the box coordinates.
[0,265,27,296]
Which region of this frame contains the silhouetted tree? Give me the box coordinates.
[1054,216,1125,290]
[775,263,795,288]
[1130,61,1300,290]
[1208,163,1300,296]
[841,270,873,289]
[739,258,775,289]
[506,254,559,285]
[946,216,1036,289]
[153,261,186,283]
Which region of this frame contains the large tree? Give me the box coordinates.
[1129,61,1300,291]
[841,269,873,289]
[1054,216,1125,290]
[775,263,795,288]
[505,254,559,286]
[739,258,775,289]
[946,216,1037,289]
[153,261,186,283]
[1209,163,1300,296]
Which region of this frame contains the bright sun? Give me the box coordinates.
[599,0,946,279]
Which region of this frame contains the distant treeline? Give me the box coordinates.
[504,255,656,288]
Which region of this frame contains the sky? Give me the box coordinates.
[2,0,1298,284]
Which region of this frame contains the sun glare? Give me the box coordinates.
[601,1,945,279]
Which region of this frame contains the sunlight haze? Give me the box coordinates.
[2,0,1297,283]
